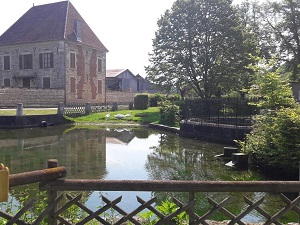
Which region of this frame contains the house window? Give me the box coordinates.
[23,78,30,88]
[98,80,102,93]
[4,56,10,70]
[70,52,76,69]
[43,77,50,88]
[39,53,54,68]
[19,54,33,70]
[4,78,10,87]
[70,77,76,93]
[97,58,103,73]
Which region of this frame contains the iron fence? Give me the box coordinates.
[182,98,258,127]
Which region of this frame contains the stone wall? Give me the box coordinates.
[180,121,252,144]
[106,91,136,104]
[0,87,64,107]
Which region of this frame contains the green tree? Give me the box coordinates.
[247,60,296,110]
[240,62,300,179]
[146,0,257,99]
[259,0,300,79]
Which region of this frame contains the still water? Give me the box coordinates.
[0,125,297,222]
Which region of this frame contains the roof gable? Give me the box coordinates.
[0,1,108,52]
[65,2,108,51]
[106,69,128,78]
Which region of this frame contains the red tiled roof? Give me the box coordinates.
[106,69,127,78]
[0,1,108,52]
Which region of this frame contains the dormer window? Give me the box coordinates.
[74,20,82,42]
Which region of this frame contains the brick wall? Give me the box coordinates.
[0,87,64,107]
[106,91,136,104]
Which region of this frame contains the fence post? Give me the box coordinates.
[16,103,24,117]
[85,102,92,115]
[47,159,58,225]
[189,192,195,225]
[57,103,64,115]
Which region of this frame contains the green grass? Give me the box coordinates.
[69,107,160,125]
[0,108,57,115]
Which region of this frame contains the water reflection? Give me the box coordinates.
[0,125,296,222]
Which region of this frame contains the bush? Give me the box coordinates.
[159,100,179,127]
[239,62,300,179]
[240,107,300,179]
[149,94,164,107]
[134,94,149,110]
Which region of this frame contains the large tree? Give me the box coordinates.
[146,0,257,98]
[258,0,300,79]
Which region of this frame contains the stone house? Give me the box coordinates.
[0,1,108,106]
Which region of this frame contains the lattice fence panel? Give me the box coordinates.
[1,193,300,224]
[64,104,85,115]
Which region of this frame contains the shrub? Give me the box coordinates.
[239,61,300,179]
[149,93,164,107]
[159,100,179,127]
[240,107,300,179]
[134,94,149,110]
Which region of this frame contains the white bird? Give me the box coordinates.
[114,113,125,119]
[124,112,132,117]
[105,113,110,119]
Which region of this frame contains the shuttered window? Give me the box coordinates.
[39,53,54,68]
[97,58,102,73]
[4,56,10,70]
[19,54,33,69]
[70,52,76,69]
[70,77,76,93]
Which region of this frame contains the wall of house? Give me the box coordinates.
[0,87,64,107]
[106,91,136,104]
[65,42,106,104]
[0,41,65,89]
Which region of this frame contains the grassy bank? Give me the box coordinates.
[68,107,160,125]
[0,108,57,115]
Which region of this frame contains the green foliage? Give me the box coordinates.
[149,93,164,107]
[240,107,300,179]
[239,62,300,179]
[159,100,179,127]
[134,94,149,110]
[247,62,295,110]
[149,94,181,107]
[146,0,257,98]
[138,200,188,225]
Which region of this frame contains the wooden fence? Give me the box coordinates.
[1,159,300,225]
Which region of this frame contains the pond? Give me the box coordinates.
[0,124,297,223]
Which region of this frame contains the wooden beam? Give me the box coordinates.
[40,180,300,193]
[9,167,66,187]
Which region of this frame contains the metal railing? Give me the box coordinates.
[182,98,258,127]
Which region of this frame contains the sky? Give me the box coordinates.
[0,0,177,77]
